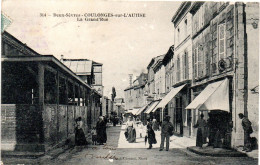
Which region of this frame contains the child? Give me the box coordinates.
[91,127,97,145]
[139,122,145,138]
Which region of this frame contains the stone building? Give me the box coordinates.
[181,2,259,148]
[124,73,148,112]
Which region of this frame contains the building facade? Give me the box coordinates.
[170,2,193,136]
[184,2,259,148]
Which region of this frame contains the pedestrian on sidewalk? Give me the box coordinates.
[159,116,173,151]
[91,127,97,145]
[147,118,157,149]
[238,113,253,152]
[96,116,107,145]
[126,117,136,143]
[152,119,160,131]
[75,117,87,146]
[194,113,207,148]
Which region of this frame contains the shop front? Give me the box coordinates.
[186,78,232,148]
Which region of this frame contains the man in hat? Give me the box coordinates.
[159,115,173,151]
[238,113,253,152]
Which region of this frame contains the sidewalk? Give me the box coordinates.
[118,125,258,159]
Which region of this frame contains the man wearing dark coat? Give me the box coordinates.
[96,116,107,145]
[239,113,253,152]
[159,116,173,151]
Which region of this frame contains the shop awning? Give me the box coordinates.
[155,84,186,109]
[127,108,140,115]
[135,104,149,115]
[144,100,160,114]
[185,78,229,112]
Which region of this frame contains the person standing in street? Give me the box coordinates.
[194,113,207,148]
[96,116,107,145]
[126,117,136,143]
[238,113,253,152]
[152,119,160,131]
[159,116,173,151]
[75,117,87,146]
[147,118,157,149]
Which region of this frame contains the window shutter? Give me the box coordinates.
[182,54,185,80]
[218,23,225,60]
[193,48,198,78]
[185,52,189,79]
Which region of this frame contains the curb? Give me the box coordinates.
[187,147,248,157]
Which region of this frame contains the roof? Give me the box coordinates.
[153,54,165,71]
[171,2,192,26]
[147,55,165,70]
[2,31,41,56]
[2,55,102,97]
[163,45,174,65]
[63,60,93,75]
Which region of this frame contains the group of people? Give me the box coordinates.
[124,115,174,151]
[194,113,254,152]
[75,116,108,146]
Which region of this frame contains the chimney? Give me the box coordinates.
[60,55,64,62]
[129,74,133,87]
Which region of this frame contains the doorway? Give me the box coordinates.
[174,97,183,135]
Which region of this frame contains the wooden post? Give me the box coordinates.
[38,63,45,143]
[38,63,45,105]
[65,78,69,137]
[78,86,80,106]
[73,82,75,106]
[56,72,60,141]
[65,79,68,105]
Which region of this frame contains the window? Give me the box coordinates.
[218,23,226,60]
[183,52,189,80]
[176,56,181,82]
[198,45,204,77]
[194,48,198,78]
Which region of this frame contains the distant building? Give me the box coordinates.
[62,58,103,95]
[124,73,148,111]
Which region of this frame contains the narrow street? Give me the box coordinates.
[42,124,257,165]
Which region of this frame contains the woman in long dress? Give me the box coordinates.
[147,118,157,149]
[194,113,207,148]
[96,116,107,145]
[75,117,87,146]
[126,117,136,143]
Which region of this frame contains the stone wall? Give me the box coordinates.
[245,2,259,141]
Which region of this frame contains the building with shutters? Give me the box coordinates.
[183,2,259,149]
[169,2,193,136]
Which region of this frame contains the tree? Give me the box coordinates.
[111,87,116,102]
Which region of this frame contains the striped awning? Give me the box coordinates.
[154,84,186,110]
[135,104,149,115]
[144,100,160,114]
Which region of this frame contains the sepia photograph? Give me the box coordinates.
[1,0,259,164]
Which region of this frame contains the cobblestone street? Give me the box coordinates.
[4,124,256,165]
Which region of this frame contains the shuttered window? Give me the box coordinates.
[183,52,189,80]
[194,48,198,78]
[198,45,204,77]
[218,23,226,60]
[177,56,180,82]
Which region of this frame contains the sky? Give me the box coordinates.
[2,0,181,98]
